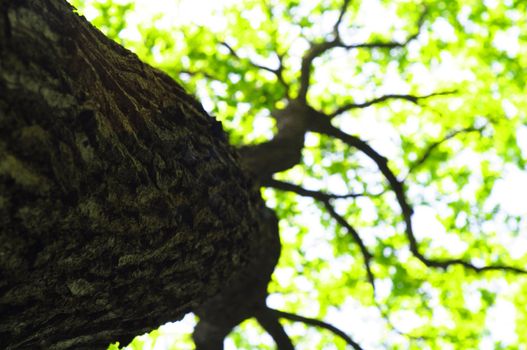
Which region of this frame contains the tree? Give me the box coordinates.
[0,1,267,348]
[87,1,527,349]
[4,0,527,349]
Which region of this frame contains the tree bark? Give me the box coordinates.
[0,0,260,348]
[193,206,281,350]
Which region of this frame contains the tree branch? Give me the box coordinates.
[333,0,352,39]
[297,5,428,102]
[329,91,457,118]
[311,122,527,275]
[297,39,340,102]
[219,41,291,96]
[179,69,221,81]
[264,178,377,290]
[406,125,485,174]
[324,202,376,290]
[268,307,364,350]
[262,178,379,201]
[256,308,295,350]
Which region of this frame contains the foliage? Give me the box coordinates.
[69,0,527,348]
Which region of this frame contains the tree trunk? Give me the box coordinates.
[0,0,261,348]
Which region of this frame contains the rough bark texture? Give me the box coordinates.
[0,0,260,348]
[193,206,280,350]
[190,89,322,350]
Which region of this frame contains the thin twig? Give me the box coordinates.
[269,307,364,350]
[407,125,485,174]
[179,69,221,81]
[219,41,291,95]
[263,178,381,201]
[329,91,457,118]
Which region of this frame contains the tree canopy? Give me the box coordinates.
[69,0,527,349]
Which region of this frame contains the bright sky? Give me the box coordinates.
[77,0,527,348]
